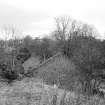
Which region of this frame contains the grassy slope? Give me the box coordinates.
[0,78,105,105]
[0,78,65,105]
[35,55,80,90]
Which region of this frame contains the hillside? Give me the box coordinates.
[31,53,80,91]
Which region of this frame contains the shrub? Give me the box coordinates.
[0,61,24,83]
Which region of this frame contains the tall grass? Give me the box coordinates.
[0,77,104,105]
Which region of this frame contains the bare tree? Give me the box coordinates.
[53,16,70,41]
[53,16,82,41]
[80,24,99,37]
[2,25,22,40]
[1,25,23,72]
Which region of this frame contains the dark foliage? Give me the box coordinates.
[16,47,31,63]
[0,47,27,83]
[0,63,18,83]
[22,37,56,61]
[62,35,105,94]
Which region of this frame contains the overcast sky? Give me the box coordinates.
[0,0,105,39]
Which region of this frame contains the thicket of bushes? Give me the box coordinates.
[0,47,31,83]
[62,35,105,95]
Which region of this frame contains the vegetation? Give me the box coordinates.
[0,78,105,105]
[0,16,105,102]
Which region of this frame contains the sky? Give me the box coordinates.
[0,0,105,39]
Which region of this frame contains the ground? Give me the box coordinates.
[0,77,105,105]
